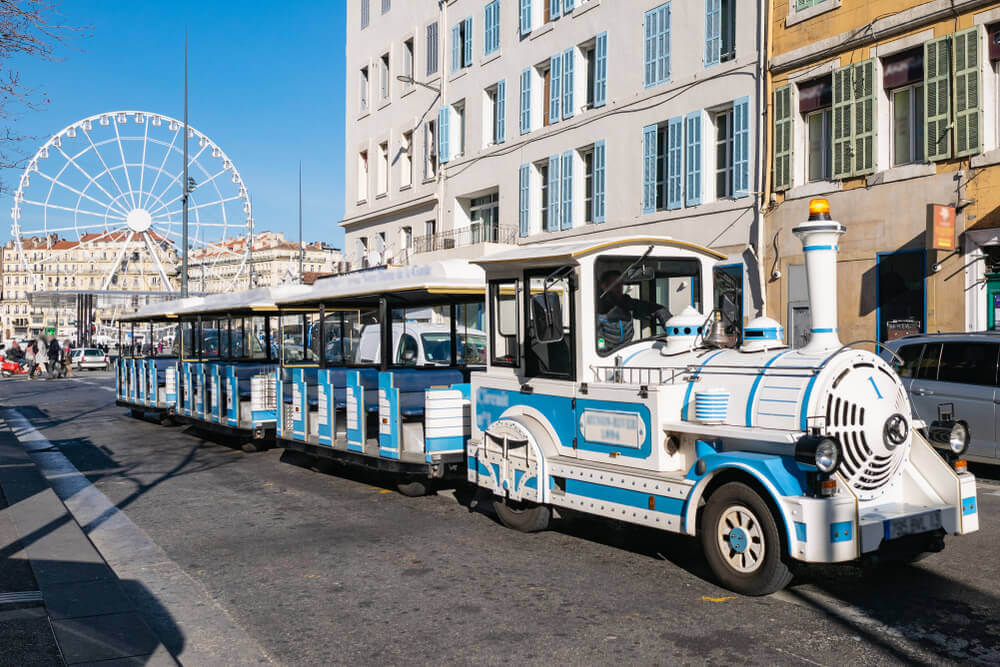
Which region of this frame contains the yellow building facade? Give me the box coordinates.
[765,0,1000,345]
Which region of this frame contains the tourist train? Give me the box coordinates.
[115,200,979,595]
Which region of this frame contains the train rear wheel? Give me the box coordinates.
[494,496,551,533]
[397,478,431,497]
[700,482,792,596]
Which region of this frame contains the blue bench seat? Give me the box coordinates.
[390,369,465,419]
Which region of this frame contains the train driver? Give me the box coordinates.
[597,270,670,353]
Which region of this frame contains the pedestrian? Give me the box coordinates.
[48,336,62,379]
[25,342,36,378]
[62,339,74,378]
[6,339,24,363]
[35,335,49,379]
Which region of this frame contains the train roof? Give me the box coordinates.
[122,285,312,321]
[472,236,727,266]
[277,260,485,307]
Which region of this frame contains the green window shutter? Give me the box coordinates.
[924,36,952,162]
[772,84,793,192]
[851,59,876,176]
[831,64,853,179]
[953,27,982,158]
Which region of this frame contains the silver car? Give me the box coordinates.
[884,333,999,463]
[74,348,109,370]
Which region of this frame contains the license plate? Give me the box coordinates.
[886,511,942,540]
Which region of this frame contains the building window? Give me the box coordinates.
[376,232,386,263]
[358,150,369,202]
[453,100,466,157]
[452,17,473,72]
[361,0,370,29]
[541,62,552,126]
[877,250,925,342]
[358,237,369,266]
[643,3,670,88]
[484,0,500,56]
[380,52,390,100]
[706,0,735,66]
[714,107,734,199]
[891,83,925,166]
[424,120,437,179]
[425,219,436,238]
[795,0,826,8]
[426,22,439,76]
[381,0,390,14]
[360,67,369,113]
[402,38,414,88]
[585,45,596,108]
[486,81,507,145]
[377,141,388,196]
[470,192,500,242]
[806,109,832,181]
[583,147,594,223]
[401,130,413,187]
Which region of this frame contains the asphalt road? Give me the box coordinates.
[3,372,1000,665]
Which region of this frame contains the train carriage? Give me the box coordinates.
[164,285,311,451]
[272,261,486,495]
[466,200,979,595]
[116,297,202,420]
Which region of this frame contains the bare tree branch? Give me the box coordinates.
[0,0,90,192]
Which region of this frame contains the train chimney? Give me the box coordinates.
[792,199,846,355]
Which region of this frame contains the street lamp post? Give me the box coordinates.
[181,31,189,297]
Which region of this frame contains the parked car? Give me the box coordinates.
[884,332,1000,463]
[74,348,110,370]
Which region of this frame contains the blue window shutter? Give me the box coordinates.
[496,79,507,143]
[484,3,492,55]
[562,48,575,119]
[658,5,670,84]
[451,25,461,72]
[492,2,500,53]
[564,0,575,12]
[642,124,657,214]
[551,0,562,20]
[593,140,606,223]
[594,32,607,107]
[520,0,532,35]
[666,116,682,210]
[547,155,561,231]
[733,96,750,198]
[685,111,701,206]
[705,0,721,66]
[549,54,562,123]
[463,17,473,66]
[438,106,450,164]
[561,151,573,229]
[643,9,656,87]
[520,68,531,134]
[519,163,530,237]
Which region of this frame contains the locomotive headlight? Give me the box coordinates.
[795,435,840,474]
[928,420,969,456]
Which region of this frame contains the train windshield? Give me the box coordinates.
[594,255,701,356]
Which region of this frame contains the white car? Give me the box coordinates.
[74,348,110,370]
[354,322,487,366]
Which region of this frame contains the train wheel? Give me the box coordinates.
[397,478,431,497]
[241,441,265,453]
[494,496,551,533]
[700,482,792,596]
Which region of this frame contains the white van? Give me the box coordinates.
[354,322,487,366]
[885,332,999,463]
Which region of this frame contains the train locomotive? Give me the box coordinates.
[467,199,979,595]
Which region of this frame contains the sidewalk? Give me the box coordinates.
[0,417,176,666]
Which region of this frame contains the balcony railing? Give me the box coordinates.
[412,224,517,255]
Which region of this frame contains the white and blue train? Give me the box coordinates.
[112,200,979,595]
[466,199,979,595]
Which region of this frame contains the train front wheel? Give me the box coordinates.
[700,482,792,596]
[494,496,551,533]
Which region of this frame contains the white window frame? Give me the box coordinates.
[376,141,389,196]
[805,107,832,182]
[786,0,840,28]
[360,66,369,113]
[401,130,413,188]
[402,38,414,90]
[712,106,734,200]
[380,52,391,101]
[358,150,369,203]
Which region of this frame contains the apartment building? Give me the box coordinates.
[188,231,344,291]
[344,0,768,322]
[766,0,1000,345]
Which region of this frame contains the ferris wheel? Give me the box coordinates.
[10,110,252,293]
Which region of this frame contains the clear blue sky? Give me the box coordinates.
[0,0,347,248]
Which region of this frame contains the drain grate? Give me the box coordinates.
[0,591,44,605]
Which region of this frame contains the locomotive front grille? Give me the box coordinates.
[824,363,909,500]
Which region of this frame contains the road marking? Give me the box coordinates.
[701,595,736,603]
[2,408,275,665]
[75,379,114,392]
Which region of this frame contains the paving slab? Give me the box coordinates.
[0,614,64,666]
[50,612,162,665]
[41,579,136,620]
[69,645,178,667]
